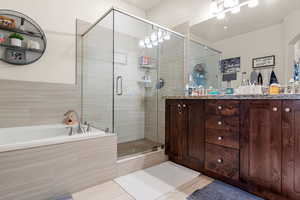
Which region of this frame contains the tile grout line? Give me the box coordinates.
[113,179,137,200]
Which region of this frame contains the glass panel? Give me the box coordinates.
[114,11,160,158]
[189,40,221,90]
[81,12,114,132]
[157,32,185,145]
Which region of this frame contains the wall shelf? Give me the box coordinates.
[0,43,43,53]
[0,26,43,39]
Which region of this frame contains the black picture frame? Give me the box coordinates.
[252,55,275,68]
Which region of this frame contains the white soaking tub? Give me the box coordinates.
[0,124,112,152]
[0,124,117,200]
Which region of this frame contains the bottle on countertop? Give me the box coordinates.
[185,75,196,96]
[269,70,279,85]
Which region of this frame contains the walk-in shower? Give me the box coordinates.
[77,8,185,158]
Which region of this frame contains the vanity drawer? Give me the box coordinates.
[205,116,239,132]
[205,143,239,180]
[205,100,240,116]
[206,129,239,149]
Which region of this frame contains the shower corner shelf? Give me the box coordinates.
[140,64,156,70]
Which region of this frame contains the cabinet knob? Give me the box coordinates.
[285,108,291,113]
[217,158,223,163]
[178,104,181,108]
[183,104,186,108]
[218,105,223,110]
[272,107,278,112]
[218,136,223,141]
[218,121,222,125]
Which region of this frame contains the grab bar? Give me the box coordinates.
[116,76,123,95]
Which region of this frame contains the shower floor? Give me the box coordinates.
[117,139,162,158]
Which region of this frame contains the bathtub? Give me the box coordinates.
[0,124,112,153]
[0,124,117,200]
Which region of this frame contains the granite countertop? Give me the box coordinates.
[164,94,300,100]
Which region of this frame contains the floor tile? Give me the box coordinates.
[114,161,200,200]
[72,181,133,200]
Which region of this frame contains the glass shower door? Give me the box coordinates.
[113,11,160,158]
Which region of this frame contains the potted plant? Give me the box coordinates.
[9,33,24,47]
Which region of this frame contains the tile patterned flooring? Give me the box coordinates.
[117,139,162,158]
[72,175,214,200]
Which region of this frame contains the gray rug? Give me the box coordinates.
[187,181,264,200]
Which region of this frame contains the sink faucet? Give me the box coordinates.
[64,110,86,135]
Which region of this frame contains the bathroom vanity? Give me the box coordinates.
[165,95,300,200]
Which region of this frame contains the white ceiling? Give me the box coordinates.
[191,0,300,43]
[124,0,162,10]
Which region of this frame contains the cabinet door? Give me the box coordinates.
[166,100,188,159]
[240,100,282,193]
[282,100,300,199]
[185,100,205,168]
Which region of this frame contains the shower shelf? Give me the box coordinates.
[140,65,156,69]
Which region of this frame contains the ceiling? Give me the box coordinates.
[124,0,162,10]
[191,0,300,43]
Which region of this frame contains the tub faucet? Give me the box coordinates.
[64,110,86,135]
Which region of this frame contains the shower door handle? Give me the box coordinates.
[116,76,123,96]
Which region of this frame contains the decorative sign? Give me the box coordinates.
[220,57,241,74]
[220,57,240,81]
[253,55,275,68]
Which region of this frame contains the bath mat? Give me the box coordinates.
[114,161,200,200]
[187,180,264,200]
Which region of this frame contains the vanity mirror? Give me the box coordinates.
[190,0,300,89]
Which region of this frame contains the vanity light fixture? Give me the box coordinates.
[211,0,259,20]
[139,29,171,48]
[150,32,157,41]
[145,37,151,44]
[139,40,146,48]
[163,32,171,40]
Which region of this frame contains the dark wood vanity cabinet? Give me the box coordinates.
[166,99,205,171]
[166,98,300,200]
[282,100,300,200]
[240,100,282,193]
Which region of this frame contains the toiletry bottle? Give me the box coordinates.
[187,75,196,96]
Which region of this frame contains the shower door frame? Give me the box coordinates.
[81,7,186,156]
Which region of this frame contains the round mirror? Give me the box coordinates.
[0,10,46,65]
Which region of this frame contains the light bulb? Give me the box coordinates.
[139,40,145,48]
[145,37,150,44]
[157,30,163,38]
[210,1,218,14]
[146,43,153,48]
[158,37,164,43]
[248,0,259,8]
[163,32,171,40]
[150,32,157,42]
[153,41,158,46]
[217,12,225,20]
[231,6,240,14]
